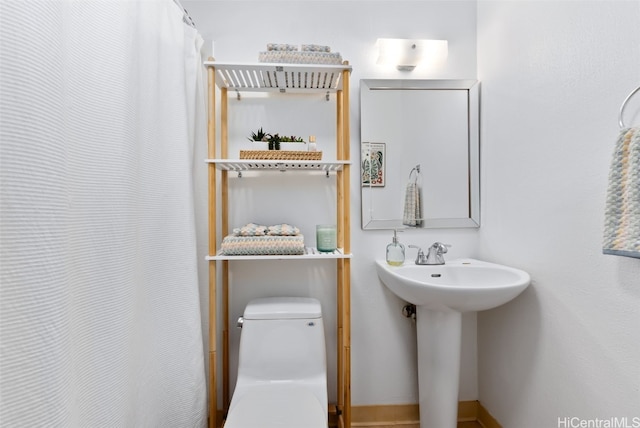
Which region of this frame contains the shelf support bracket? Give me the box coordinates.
[326,91,330,102]
[235,89,241,100]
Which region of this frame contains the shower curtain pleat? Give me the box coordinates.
[0,1,207,427]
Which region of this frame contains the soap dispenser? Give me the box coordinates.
[386,229,405,266]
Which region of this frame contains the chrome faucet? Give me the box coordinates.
[408,245,429,265]
[409,242,450,265]
[426,242,449,265]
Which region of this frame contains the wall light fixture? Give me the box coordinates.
[376,38,448,71]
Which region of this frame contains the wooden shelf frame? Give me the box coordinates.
[206,60,352,428]
[207,158,349,173]
[207,248,351,261]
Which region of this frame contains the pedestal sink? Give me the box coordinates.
[375,258,530,428]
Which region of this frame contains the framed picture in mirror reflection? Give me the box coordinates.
[361,142,385,187]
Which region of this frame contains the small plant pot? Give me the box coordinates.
[268,141,280,150]
[279,142,308,151]
[248,141,268,149]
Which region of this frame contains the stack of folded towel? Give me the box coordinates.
[259,43,343,65]
[300,44,331,53]
[221,223,305,255]
[266,43,299,52]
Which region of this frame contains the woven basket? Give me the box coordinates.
[240,150,322,161]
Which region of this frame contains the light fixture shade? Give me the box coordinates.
[376,38,448,71]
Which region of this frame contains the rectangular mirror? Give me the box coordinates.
[360,79,480,229]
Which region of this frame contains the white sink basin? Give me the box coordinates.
[376,258,531,427]
[375,257,530,428]
[375,258,530,312]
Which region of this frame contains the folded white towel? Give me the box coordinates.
[258,51,343,65]
[302,44,331,52]
[603,127,640,258]
[266,43,298,51]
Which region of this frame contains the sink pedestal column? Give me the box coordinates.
[416,307,462,428]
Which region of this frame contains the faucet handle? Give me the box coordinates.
[408,244,424,256]
[426,242,451,265]
[408,245,429,264]
[430,242,450,254]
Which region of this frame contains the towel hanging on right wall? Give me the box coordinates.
[603,127,640,259]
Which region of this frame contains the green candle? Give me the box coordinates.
[316,224,337,252]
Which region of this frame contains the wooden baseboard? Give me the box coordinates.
[351,403,419,425]
[215,401,501,428]
[350,401,502,428]
[477,402,501,428]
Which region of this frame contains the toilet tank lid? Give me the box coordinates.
[244,297,322,320]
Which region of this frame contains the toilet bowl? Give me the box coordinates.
[224,297,328,428]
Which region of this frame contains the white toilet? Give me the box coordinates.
[224,297,328,428]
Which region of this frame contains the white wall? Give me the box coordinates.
[188,0,640,422]
[477,1,640,426]
[185,0,480,406]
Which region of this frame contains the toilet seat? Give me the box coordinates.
[224,386,327,428]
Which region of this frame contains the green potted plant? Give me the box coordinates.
[279,135,305,142]
[248,129,307,150]
[267,133,281,150]
[278,135,307,151]
[247,127,269,142]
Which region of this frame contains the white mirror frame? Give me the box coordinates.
[360,79,480,230]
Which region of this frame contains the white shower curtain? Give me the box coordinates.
[0,1,207,426]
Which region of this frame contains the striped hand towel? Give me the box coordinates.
[403,182,422,227]
[603,127,640,258]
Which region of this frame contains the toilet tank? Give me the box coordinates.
[237,297,326,383]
